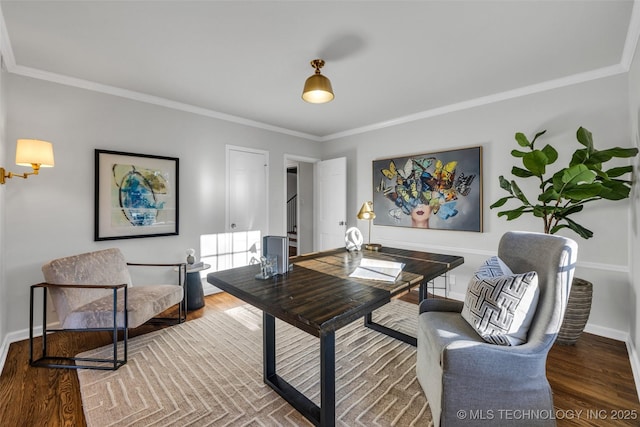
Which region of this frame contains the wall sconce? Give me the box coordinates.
[357,201,382,251]
[0,139,55,184]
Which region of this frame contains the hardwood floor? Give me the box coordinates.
[1,291,639,426]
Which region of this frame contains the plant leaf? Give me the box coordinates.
[515,132,531,148]
[562,183,603,201]
[497,207,527,220]
[564,217,594,239]
[498,175,512,192]
[511,166,534,178]
[490,196,512,209]
[570,149,588,167]
[538,187,559,203]
[522,150,548,177]
[541,144,558,164]
[561,164,595,186]
[576,127,594,152]
[596,147,639,160]
[555,204,584,218]
[510,149,528,158]
[510,180,530,205]
[599,180,632,200]
[606,165,633,178]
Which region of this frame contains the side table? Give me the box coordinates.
[184,263,210,310]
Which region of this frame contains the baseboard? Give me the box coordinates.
[625,338,640,401]
[0,325,46,375]
[0,334,10,375]
[583,323,629,342]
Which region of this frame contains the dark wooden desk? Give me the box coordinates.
[207,247,463,427]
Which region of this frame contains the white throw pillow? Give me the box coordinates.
[461,256,539,346]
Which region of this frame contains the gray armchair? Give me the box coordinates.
[30,248,186,370]
[417,231,578,426]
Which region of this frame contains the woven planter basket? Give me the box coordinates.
[556,277,593,345]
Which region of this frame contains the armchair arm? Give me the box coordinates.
[419,298,463,314]
[31,282,127,290]
[127,262,187,268]
[443,337,550,380]
[126,262,187,285]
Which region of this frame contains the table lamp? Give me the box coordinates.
[357,201,381,251]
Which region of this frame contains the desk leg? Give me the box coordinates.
[364,312,417,347]
[263,312,276,380]
[320,331,335,426]
[263,312,335,426]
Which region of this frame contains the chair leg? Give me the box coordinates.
[29,285,127,370]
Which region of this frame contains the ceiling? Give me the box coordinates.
[0,1,637,141]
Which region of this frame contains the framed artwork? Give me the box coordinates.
[95,149,179,240]
[372,146,482,232]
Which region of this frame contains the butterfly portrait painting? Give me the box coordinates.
[371,146,482,232]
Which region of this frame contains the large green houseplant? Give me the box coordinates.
[491,127,638,238]
[491,127,638,344]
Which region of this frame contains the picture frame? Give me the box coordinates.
[372,146,482,232]
[95,149,179,240]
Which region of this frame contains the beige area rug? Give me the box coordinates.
[77,300,431,426]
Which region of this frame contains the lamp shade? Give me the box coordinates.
[16,139,54,167]
[357,201,376,220]
[302,73,334,103]
[302,59,334,104]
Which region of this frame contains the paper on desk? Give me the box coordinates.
[349,258,405,282]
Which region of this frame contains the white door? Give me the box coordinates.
[226,146,269,236]
[316,157,347,250]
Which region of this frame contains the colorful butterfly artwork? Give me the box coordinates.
[438,202,458,219]
[434,160,457,189]
[442,188,458,202]
[381,161,397,180]
[397,159,414,181]
[374,147,480,231]
[376,178,394,196]
[455,173,476,196]
[412,157,435,174]
[388,208,403,221]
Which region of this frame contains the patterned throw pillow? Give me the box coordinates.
[461,256,539,346]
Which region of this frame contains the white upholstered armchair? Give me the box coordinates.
[30,248,186,370]
[417,231,578,426]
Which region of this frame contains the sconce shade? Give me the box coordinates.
[357,201,376,220]
[16,139,55,167]
[302,59,334,104]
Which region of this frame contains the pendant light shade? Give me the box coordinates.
[302,59,334,103]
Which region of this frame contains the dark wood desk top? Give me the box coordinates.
[207,247,463,337]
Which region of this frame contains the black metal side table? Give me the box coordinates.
[184,263,210,310]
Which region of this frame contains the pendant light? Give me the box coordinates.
[302,59,334,104]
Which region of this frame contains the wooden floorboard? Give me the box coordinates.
[1,291,638,426]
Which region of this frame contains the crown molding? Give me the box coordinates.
[319,63,628,142]
[9,64,324,142]
[1,1,639,143]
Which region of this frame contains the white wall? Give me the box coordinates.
[628,30,640,385]
[323,74,633,336]
[298,161,314,254]
[3,74,322,335]
[0,65,8,368]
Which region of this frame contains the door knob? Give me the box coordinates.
[231,223,237,229]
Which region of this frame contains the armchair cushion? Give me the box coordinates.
[42,248,184,329]
[62,284,183,329]
[461,256,539,346]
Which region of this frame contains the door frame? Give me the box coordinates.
[226,145,270,233]
[283,154,320,253]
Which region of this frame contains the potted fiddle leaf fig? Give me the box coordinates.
[491,126,638,344]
